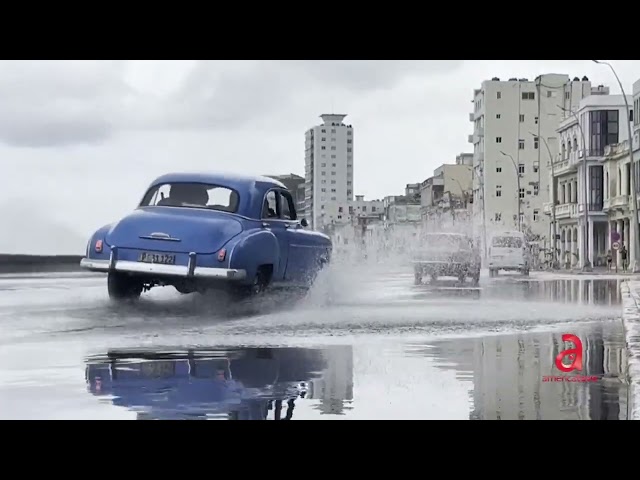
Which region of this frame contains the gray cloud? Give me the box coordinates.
[0,60,467,147]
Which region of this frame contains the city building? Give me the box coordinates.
[456,152,473,166]
[469,74,601,257]
[544,92,632,269]
[420,162,472,232]
[304,114,354,230]
[383,194,421,236]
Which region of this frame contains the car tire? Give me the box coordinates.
[107,272,143,300]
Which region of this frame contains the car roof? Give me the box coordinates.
[149,171,287,191]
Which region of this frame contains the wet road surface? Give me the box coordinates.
[0,266,629,419]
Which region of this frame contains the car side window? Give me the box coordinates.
[262,190,278,219]
[278,191,297,220]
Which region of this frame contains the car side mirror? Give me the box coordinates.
[300,218,308,227]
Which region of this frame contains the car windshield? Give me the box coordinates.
[140,182,240,213]
[422,234,472,250]
[492,236,523,248]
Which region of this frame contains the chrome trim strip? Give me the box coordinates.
[79,258,246,280]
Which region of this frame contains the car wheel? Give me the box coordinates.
[107,272,143,300]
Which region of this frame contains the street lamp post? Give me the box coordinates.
[557,105,591,271]
[500,151,522,231]
[529,132,558,269]
[592,60,640,273]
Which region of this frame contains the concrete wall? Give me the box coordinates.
[0,254,84,273]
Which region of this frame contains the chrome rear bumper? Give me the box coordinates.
[80,258,246,280]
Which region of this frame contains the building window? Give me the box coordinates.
[321,163,326,167]
[496,114,501,119]
[337,215,342,220]
[331,163,336,167]
[589,110,619,155]
[331,146,336,150]
[496,137,502,143]
[533,184,539,195]
[331,180,336,184]
[497,92,501,99]
[321,171,326,176]
[372,207,377,212]
[349,206,354,214]
[519,114,525,122]
[321,129,326,133]
[362,206,367,212]
[321,146,326,150]
[534,137,539,149]
[496,167,502,173]
[522,92,535,100]
[519,188,525,198]
[347,148,352,152]
[565,92,570,100]
[533,209,539,221]
[321,180,326,184]
[534,116,539,124]
[331,137,336,142]
[331,155,336,158]
[321,137,326,141]
[331,171,336,175]
[347,130,352,135]
[518,139,525,149]
[321,188,326,192]
[331,197,336,201]
[518,164,525,174]
[338,207,343,213]
[533,162,539,173]
[347,190,352,195]
[331,188,336,193]
[347,139,352,144]
[347,181,352,185]
[495,213,501,221]
[496,186,502,197]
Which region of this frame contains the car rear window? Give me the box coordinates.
[492,236,523,248]
[140,182,240,213]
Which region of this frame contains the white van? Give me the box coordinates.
[488,231,529,277]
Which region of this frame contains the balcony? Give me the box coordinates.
[554,203,578,220]
[468,134,474,144]
[604,195,630,211]
[469,113,475,122]
[551,158,575,176]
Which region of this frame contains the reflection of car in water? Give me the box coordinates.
[85,347,328,420]
[488,231,529,277]
[412,232,481,285]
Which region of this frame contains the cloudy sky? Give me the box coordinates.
[3,60,640,254]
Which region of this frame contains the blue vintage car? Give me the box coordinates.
[79,172,332,300]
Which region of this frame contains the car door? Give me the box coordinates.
[276,189,312,285]
[261,189,289,281]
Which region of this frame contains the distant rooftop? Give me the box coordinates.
[320,113,347,125]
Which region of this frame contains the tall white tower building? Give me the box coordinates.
[304,114,354,230]
[470,74,596,254]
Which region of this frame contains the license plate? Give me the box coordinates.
[140,361,175,377]
[138,252,176,264]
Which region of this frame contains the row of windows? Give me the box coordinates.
[320,128,352,135]
[494,210,540,222]
[320,137,353,143]
[495,91,536,101]
[495,137,539,149]
[319,146,353,153]
[495,163,539,174]
[320,180,352,185]
[495,185,539,197]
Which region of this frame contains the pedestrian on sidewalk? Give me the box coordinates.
[621,245,628,272]
[606,249,612,271]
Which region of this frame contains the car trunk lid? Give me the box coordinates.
[105,207,243,255]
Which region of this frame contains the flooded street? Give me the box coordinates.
[0,265,629,419]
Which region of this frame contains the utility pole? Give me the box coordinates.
[593,60,640,273]
[500,151,522,231]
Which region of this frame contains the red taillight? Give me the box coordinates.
[95,239,103,253]
[217,249,226,262]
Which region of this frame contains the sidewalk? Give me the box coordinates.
[620,280,640,420]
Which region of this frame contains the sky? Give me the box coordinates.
[3,60,640,255]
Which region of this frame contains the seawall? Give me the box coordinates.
[0,254,84,274]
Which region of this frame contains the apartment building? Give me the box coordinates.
[469,74,596,255]
[420,162,472,232]
[304,114,354,230]
[545,92,633,269]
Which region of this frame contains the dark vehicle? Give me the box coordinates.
[412,232,481,285]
